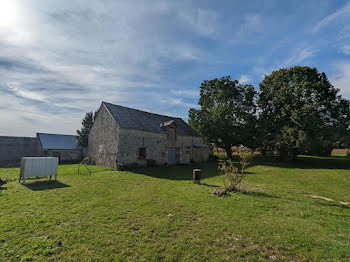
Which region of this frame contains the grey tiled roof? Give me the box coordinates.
[102,102,200,137]
[37,133,81,150]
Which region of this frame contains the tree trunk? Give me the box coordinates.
[224,145,233,159]
[278,150,290,161]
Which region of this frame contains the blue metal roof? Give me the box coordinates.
[37,133,81,150]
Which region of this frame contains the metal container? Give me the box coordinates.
[193,168,201,184]
[19,157,59,184]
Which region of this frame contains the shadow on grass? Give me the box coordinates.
[251,155,350,171]
[23,180,70,191]
[315,200,349,209]
[227,155,350,173]
[200,183,279,199]
[201,182,221,188]
[129,155,349,181]
[220,153,350,170]
[132,162,256,181]
[241,190,280,199]
[133,162,222,181]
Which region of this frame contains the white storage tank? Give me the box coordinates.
[19,157,59,184]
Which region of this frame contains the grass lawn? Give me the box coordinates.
[1,156,350,261]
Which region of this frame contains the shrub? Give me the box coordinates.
[218,147,253,192]
[218,160,239,191]
[238,147,253,171]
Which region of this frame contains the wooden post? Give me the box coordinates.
[19,158,25,183]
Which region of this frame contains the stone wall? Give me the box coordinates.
[0,136,38,167]
[87,104,119,168]
[118,128,207,166]
[37,148,82,162]
[49,150,81,162]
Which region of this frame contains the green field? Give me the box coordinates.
[1,156,350,261]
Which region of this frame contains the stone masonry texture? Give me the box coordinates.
[0,136,38,167]
[87,104,119,168]
[87,103,211,168]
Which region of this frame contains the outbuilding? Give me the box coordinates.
[37,133,82,163]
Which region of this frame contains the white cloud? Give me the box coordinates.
[7,82,46,102]
[250,47,318,82]
[3,1,349,136]
[283,47,318,67]
[230,13,263,44]
[238,74,251,84]
[0,0,220,135]
[244,13,261,27]
[160,97,197,108]
[340,45,350,55]
[170,89,199,98]
[0,91,82,136]
[178,8,218,37]
[330,61,350,99]
[313,2,350,33]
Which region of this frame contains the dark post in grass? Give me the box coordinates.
[193,169,201,184]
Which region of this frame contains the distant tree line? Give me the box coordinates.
[189,66,350,160]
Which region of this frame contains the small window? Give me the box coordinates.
[168,127,176,140]
[138,147,146,160]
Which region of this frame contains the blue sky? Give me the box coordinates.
[1,0,350,136]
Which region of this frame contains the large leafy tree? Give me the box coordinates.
[258,66,350,159]
[189,76,257,159]
[77,111,95,147]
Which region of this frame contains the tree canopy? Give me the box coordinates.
[188,76,257,158]
[189,67,350,160]
[77,111,95,148]
[258,66,350,158]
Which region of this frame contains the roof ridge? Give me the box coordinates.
[102,101,182,120]
[37,133,77,137]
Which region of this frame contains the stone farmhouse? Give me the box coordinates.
[87,102,211,168]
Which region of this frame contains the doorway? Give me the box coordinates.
[167,148,178,165]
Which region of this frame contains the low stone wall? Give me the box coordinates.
[0,136,38,167]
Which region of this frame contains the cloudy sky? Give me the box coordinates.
[1,0,350,136]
